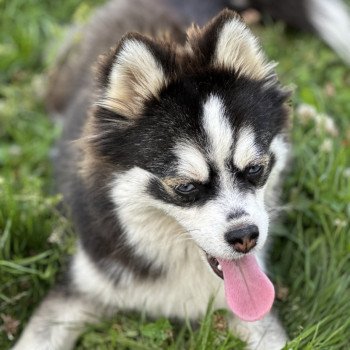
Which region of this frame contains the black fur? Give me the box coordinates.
[93,69,288,174]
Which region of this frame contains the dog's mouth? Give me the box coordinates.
[204,251,275,322]
[206,253,223,279]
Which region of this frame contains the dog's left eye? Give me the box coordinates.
[175,183,197,195]
[246,165,263,176]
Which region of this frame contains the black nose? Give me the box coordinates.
[225,225,259,253]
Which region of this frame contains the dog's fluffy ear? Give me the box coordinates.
[188,9,275,80]
[97,33,169,119]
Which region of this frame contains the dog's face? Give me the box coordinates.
[86,10,290,266]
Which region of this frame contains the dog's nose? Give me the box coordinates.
[225,225,259,253]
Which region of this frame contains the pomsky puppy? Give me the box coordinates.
[13,1,291,349]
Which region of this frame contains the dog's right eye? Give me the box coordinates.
[175,183,197,195]
[246,165,263,176]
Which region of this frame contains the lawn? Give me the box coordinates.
[0,0,349,349]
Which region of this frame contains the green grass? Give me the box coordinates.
[1,1,350,349]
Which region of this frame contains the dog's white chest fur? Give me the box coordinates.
[72,221,227,319]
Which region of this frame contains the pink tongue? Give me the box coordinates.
[217,255,275,322]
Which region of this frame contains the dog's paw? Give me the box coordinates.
[231,312,288,350]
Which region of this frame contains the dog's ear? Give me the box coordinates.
[187,9,275,80]
[97,33,171,119]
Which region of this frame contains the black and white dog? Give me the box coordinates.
[13,1,294,349]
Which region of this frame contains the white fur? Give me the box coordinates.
[234,126,260,169]
[264,135,290,210]
[231,312,288,349]
[111,168,196,268]
[308,0,350,64]
[173,141,209,181]
[99,39,167,117]
[12,294,98,350]
[202,95,233,171]
[214,18,276,79]
[269,135,290,177]
[73,244,226,319]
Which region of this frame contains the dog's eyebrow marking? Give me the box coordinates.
[233,126,260,169]
[173,141,209,182]
[202,95,233,170]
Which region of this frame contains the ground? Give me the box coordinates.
[0,0,349,349]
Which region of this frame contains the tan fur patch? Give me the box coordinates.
[162,177,189,188]
[161,177,191,196]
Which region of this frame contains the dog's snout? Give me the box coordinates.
[225,225,259,253]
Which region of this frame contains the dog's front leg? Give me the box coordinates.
[230,311,288,350]
[12,288,100,350]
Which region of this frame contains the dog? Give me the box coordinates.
[13,1,292,349]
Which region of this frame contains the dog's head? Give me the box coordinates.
[83,9,290,298]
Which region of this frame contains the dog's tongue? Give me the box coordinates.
[217,255,275,322]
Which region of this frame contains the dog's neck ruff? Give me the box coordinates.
[218,255,275,321]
